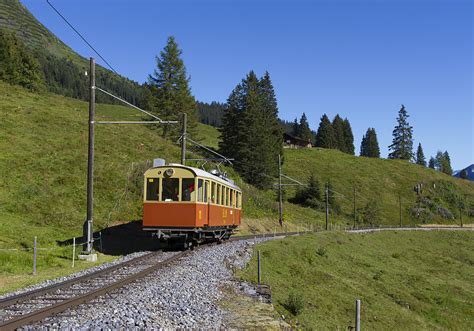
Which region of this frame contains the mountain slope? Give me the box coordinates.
[0,0,144,104]
[283,148,474,225]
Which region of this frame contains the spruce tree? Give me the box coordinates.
[332,115,346,152]
[148,36,197,139]
[441,151,453,175]
[0,30,45,91]
[315,114,337,149]
[360,128,380,158]
[428,157,436,169]
[343,118,355,155]
[416,143,426,166]
[388,105,414,160]
[298,113,312,142]
[292,117,299,137]
[220,71,282,188]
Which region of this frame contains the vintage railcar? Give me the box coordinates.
[142,163,242,246]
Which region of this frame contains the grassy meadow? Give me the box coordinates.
[1,81,473,293]
[239,230,474,330]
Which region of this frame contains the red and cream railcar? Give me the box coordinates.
[142,164,242,245]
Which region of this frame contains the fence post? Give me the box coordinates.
[460,207,463,228]
[33,236,37,275]
[355,299,361,331]
[72,237,76,268]
[257,250,261,285]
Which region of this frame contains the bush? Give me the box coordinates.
[316,247,327,257]
[284,292,304,316]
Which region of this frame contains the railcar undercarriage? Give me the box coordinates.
[143,225,238,249]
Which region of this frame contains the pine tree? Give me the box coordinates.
[220,71,282,188]
[416,143,426,166]
[315,114,337,149]
[332,115,346,152]
[148,36,197,139]
[428,157,435,169]
[298,113,312,142]
[0,30,45,91]
[388,105,414,160]
[360,128,380,158]
[342,118,355,155]
[434,150,453,175]
[292,118,299,137]
[441,151,453,175]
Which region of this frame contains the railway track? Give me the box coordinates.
[1,227,467,329]
[0,251,184,330]
[0,232,297,330]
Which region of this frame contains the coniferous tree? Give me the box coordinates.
[416,143,426,166]
[388,105,414,160]
[298,113,312,142]
[342,118,355,155]
[315,114,337,149]
[292,118,299,137]
[148,36,197,139]
[332,115,346,152]
[360,128,380,158]
[220,71,282,188]
[441,151,453,175]
[0,30,45,91]
[428,157,436,169]
[434,151,453,175]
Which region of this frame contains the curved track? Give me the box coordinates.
[0,251,184,330]
[0,227,469,329]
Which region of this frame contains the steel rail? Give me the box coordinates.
[0,252,156,310]
[0,251,188,331]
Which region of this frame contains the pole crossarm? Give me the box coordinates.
[185,137,233,165]
[94,86,177,124]
[280,174,307,187]
[95,121,165,125]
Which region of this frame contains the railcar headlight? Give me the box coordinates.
[165,168,174,177]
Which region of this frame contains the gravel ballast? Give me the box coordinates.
[27,238,273,329]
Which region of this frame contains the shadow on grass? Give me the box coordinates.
[57,220,160,256]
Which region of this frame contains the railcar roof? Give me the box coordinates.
[146,164,241,191]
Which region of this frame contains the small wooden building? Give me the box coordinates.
[283,133,312,149]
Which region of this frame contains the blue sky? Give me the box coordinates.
[22,0,473,169]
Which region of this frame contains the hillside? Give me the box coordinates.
[282,148,474,226]
[0,0,143,104]
[240,231,474,329]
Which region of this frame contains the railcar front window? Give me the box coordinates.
[146,178,159,201]
[181,178,195,202]
[162,178,179,201]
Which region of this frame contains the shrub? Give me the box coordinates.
[284,292,304,316]
[316,247,327,257]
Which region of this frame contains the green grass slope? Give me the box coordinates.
[239,231,474,330]
[282,148,474,226]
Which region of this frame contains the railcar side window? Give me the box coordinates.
[221,186,225,206]
[237,192,241,208]
[197,179,204,202]
[230,189,234,207]
[181,178,195,202]
[211,182,216,203]
[162,178,179,201]
[226,188,230,206]
[146,178,159,201]
[204,181,209,203]
[217,185,221,204]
